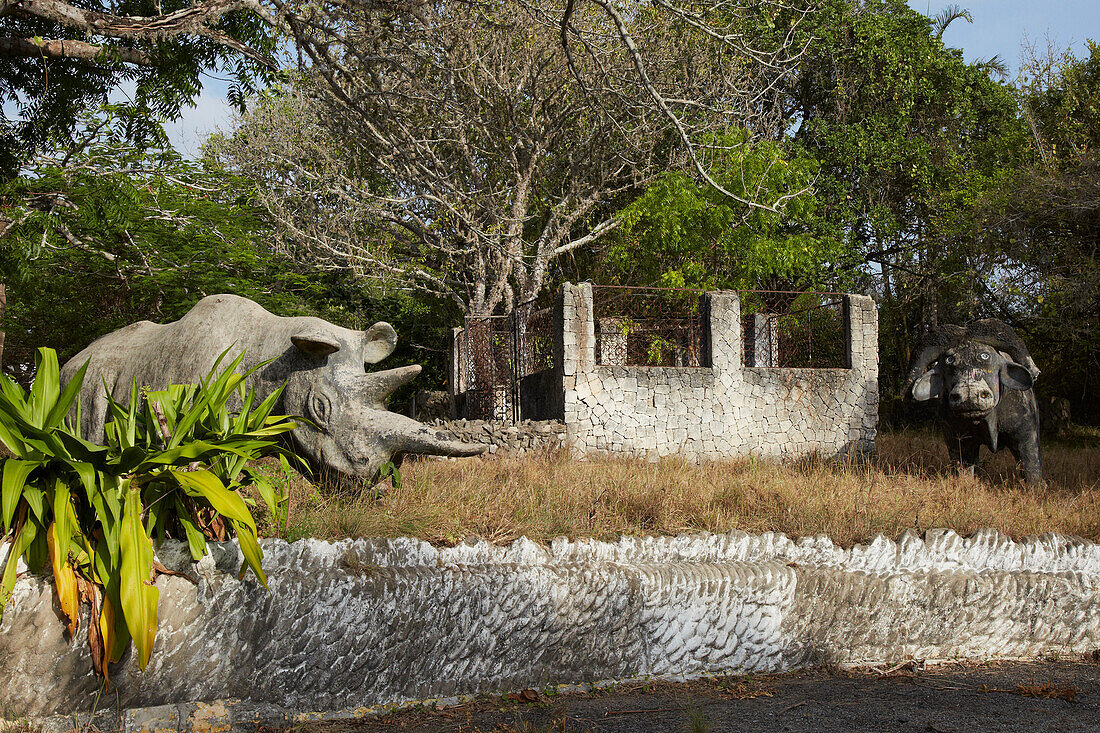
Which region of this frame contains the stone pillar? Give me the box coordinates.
[560,282,595,379]
[750,314,780,367]
[558,283,596,453]
[449,327,464,419]
[844,294,880,454]
[705,291,741,371]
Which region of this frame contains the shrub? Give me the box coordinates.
[0,348,301,681]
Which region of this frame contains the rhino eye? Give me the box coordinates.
[944,355,955,365]
[980,352,989,360]
[309,392,332,428]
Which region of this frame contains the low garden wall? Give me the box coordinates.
[3,529,1100,725]
[425,418,567,455]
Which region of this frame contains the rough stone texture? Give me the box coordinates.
[4,528,1100,719]
[553,285,879,460]
[424,419,567,455]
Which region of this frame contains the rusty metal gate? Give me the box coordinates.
[455,300,556,422]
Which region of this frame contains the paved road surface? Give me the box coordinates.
[296,658,1100,733]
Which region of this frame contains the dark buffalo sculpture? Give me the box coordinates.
[905,319,1042,485]
[60,294,485,487]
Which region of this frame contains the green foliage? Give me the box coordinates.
[376,461,402,491]
[969,40,1100,419]
[788,0,1030,396]
[602,130,844,291]
[0,110,333,383]
[0,0,277,176]
[1024,40,1100,160]
[0,347,300,678]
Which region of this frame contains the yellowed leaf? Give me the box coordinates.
[47,522,80,637]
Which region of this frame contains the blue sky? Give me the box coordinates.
[158,2,1100,152]
[908,0,1098,74]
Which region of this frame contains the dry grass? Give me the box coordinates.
[272,427,1100,548]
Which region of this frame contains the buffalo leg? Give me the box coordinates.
[1006,432,1043,486]
[946,436,981,477]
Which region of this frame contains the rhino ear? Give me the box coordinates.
[363,322,398,364]
[291,329,341,358]
[911,370,943,401]
[1001,361,1034,391]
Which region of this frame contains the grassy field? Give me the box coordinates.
[272,427,1100,548]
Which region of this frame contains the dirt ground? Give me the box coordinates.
[285,658,1100,733]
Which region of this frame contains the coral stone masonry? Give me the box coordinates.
[453,283,879,460]
[3,529,1100,721]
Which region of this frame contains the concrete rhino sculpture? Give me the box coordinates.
[60,294,484,485]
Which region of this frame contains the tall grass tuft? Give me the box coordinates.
[278,429,1100,548]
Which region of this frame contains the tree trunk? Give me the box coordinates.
[0,282,7,370]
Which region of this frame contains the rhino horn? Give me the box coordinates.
[358,364,423,408]
[355,363,487,461]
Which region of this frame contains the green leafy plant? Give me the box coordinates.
[377,461,402,490]
[0,348,301,681]
[646,335,677,366]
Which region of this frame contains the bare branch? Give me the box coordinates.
[2,0,277,67]
[0,36,150,63]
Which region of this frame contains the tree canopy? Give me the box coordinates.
[1,0,1098,417]
[212,0,817,316]
[0,0,279,175]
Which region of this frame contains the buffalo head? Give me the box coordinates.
[904,319,1042,485]
[911,341,1034,417]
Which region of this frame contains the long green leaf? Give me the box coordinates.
[166,390,214,450]
[21,484,45,524]
[1,460,38,532]
[24,513,48,573]
[172,470,255,529]
[0,518,36,616]
[119,487,158,670]
[0,412,28,458]
[248,386,284,428]
[232,519,267,588]
[51,477,74,569]
[55,431,109,462]
[174,496,208,562]
[92,541,131,664]
[0,406,69,459]
[28,349,61,429]
[0,374,30,424]
[45,359,89,429]
[136,441,242,469]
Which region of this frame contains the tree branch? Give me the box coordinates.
[4,0,277,68]
[0,36,150,64]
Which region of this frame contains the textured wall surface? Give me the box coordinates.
[558,285,879,459]
[3,528,1099,719]
[425,418,567,455]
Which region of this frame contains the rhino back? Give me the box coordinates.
[61,294,361,440]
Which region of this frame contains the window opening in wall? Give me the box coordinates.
[740,291,847,368]
[591,285,708,367]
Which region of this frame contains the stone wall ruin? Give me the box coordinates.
[451,283,879,460]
